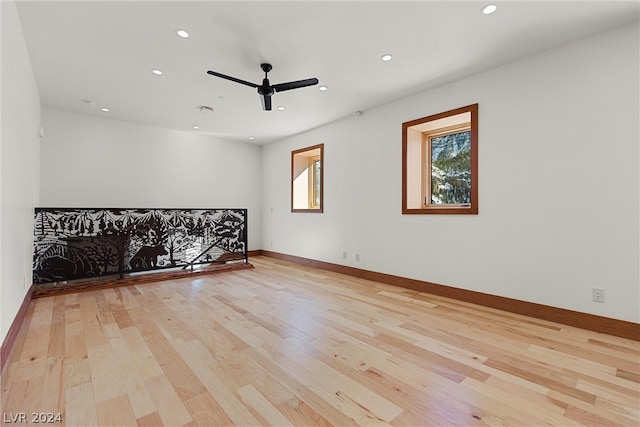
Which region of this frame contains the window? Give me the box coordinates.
[291,144,323,212]
[402,104,478,214]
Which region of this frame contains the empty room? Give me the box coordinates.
[1,1,639,426]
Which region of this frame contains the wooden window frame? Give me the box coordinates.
[402,104,478,215]
[422,123,471,208]
[291,143,324,213]
[308,155,321,209]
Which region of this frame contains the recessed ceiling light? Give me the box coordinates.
[151,69,163,75]
[248,136,255,140]
[482,4,497,15]
[100,107,110,112]
[176,29,189,38]
[381,54,393,62]
[319,86,328,91]
[192,126,200,130]
[277,106,285,111]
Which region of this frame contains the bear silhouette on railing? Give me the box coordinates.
[129,244,168,271]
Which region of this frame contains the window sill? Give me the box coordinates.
[291,208,324,213]
[402,206,478,215]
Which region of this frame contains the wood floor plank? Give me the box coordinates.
[135,411,164,427]
[1,256,638,426]
[41,356,64,412]
[78,292,108,349]
[2,379,41,415]
[87,342,127,403]
[236,384,294,426]
[117,352,156,419]
[46,297,66,359]
[127,307,208,401]
[65,382,97,427]
[144,374,193,426]
[62,358,91,389]
[279,340,404,425]
[241,346,362,426]
[183,391,235,427]
[461,377,582,426]
[275,397,334,427]
[182,356,263,426]
[96,394,138,426]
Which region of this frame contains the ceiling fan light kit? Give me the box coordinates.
[206,63,318,111]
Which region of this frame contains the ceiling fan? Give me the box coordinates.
[206,63,318,111]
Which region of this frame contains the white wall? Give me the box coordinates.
[1,0,41,344]
[40,108,262,250]
[262,23,640,323]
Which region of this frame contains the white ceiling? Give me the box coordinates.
[15,1,639,144]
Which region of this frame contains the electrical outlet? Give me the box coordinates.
[592,288,605,303]
[342,251,347,260]
[355,253,360,262]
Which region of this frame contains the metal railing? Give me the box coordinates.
[33,207,248,285]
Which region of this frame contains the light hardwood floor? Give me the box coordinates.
[1,256,638,426]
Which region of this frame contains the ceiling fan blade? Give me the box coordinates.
[206,70,259,88]
[272,78,319,93]
[261,94,272,111]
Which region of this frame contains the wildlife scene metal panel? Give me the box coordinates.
[33,208,247,285]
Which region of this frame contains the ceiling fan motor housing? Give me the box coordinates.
[258,79,274,96]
